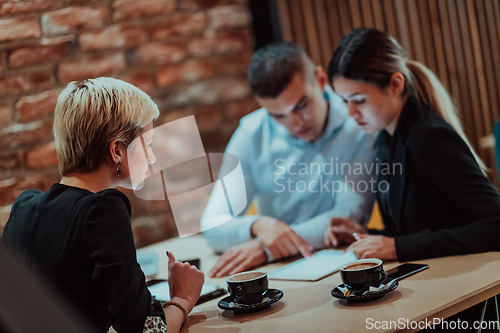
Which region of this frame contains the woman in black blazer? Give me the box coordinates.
[324,28,500,262]
[2,78,204,333]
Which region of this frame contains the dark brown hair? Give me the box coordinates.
[328,28,485,171]
[248,42,315,98]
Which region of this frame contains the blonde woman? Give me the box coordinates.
[324,28,500,262]
[1,78,204,333]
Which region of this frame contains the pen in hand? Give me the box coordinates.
[341,234,361,255]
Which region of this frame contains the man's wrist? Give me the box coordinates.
[255,237,275,262]
[250,218,261,237]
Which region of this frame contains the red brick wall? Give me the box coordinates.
[0,0,260,247]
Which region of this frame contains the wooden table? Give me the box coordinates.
[138,235,500,332]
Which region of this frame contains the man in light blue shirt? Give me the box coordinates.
[203,42,377,277]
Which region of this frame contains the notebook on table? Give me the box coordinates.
[137,251,158,277]
[148,281,227,305]
[137,251,227,305]
[268,250,357,281]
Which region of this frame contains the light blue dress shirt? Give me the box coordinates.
[202,86,377,254]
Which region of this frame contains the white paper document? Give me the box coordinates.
[268,250,358,281]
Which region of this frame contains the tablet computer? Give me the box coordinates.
[147,281,227,305]
[268,250,357,282]
[137,251,158,277]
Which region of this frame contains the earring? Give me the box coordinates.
[323,90,330,100]
[117,161,121,177]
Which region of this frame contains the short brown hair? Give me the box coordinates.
[248,42,315,98]
[53,77,159,176]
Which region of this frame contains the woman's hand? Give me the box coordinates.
[167,251,204,313]
[346,235,397,260]
[324,218,367,247]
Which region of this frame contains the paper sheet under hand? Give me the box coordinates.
[268,250,357,281]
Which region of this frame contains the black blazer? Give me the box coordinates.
[372,97,500,262]
[1,184,164,332]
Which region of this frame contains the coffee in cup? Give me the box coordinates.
[344,262,377,271]
[227,271,268,304]
[340,259,386,291]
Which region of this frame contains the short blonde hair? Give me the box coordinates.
[54,77,159,176]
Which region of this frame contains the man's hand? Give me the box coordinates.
[251,217,313,259]
[345,235,397,260]
[209,240,267,278]
[324,217,367,247]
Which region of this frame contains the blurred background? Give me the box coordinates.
[1,0,500,248]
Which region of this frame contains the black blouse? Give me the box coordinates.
[371,97,500,261]
[1,183,164,332]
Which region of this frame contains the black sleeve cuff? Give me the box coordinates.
[150,301,166,324]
